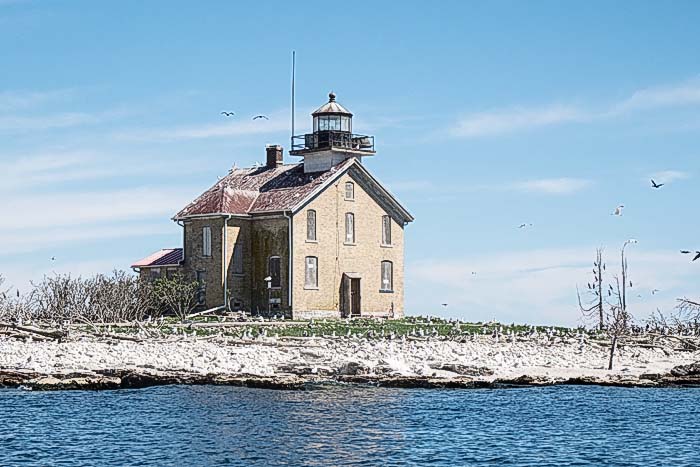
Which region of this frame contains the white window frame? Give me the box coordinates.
[202,226,212,257]
[380,261,393,292]
[344,182,354,200]
[345,212,355,244]
[304,256,318,289]
[307,209,317,242]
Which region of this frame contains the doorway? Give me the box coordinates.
[341,273,361,318]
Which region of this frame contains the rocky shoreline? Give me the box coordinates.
[2,331,700,391]
[2,362,700,391]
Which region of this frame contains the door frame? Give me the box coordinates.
[341,273,361,318]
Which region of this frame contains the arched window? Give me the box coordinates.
[307,210,317,241]
[381,261,393,292]
[345,182,354,200]
[305,256,318,288]
[345,212,355,244]
[382,215,392,245]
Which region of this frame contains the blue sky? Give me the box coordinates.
[2,0,700,325]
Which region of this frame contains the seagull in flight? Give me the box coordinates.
[650,179,664,189]
[252,115,269,120]
[651,289,660,295]
[518,223,533,229]
[681,250,700,261]
[441,303,448,307]
[50,256,56,261]
[611,205,624,216]
[221,111,235,117]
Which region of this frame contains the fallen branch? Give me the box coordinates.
[0,322,66,341]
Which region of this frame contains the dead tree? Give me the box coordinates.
[577,248,606,330]
[604,241,636,370]
[606,276,630,370]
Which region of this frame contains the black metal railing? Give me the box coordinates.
[291,131,375,152]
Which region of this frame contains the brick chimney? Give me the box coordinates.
[266,144,283,168]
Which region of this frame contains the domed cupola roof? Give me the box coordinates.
[312,92,353,116]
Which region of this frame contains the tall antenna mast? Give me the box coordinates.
[290,50,296,150]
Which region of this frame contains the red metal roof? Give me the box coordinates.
[131,248,183,268]
[174,160,354,219]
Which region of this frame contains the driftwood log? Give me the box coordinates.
[0,322,66,341]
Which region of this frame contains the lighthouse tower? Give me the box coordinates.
[290,92,375,173]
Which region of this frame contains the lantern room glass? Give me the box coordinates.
[313,115,352,133]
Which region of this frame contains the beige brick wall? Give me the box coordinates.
[223,218,252,311]
[291,172,405,319]
[248,217,290,315]
[183,218,224,308]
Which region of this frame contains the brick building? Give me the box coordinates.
[132,93,413,319]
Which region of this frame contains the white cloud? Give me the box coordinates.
[451,78,700,138]
[0,112,100,132]
[0,89,74,112]
[511,177,593,195]
[0,152,110,190]
[615,80,700,113]
[387,177,592,196]
[406,247,697,326]
[0,187,194,230]
[452,105,586,138]
[648,170,691,184]
[114,112,289,142]
[0,223,175,256]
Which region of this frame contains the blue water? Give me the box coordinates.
[0,385,699,466]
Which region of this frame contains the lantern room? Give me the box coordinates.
[290,92,375,162]
[312,92,352,133]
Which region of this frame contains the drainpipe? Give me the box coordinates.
[223,215,232,311]
[283,210,293,314]
[176,220,186,264]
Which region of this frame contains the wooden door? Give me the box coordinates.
[350,278,361,317]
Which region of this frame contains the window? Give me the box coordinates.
[202,226,212,257]
[381,261,393,292]
[232,243,243,274]
[382,215,392,245]
[307,210,317,241]
[196,270,207,304]
[305,256,318,288]
[345,212,355,244]
[269,256,281,288]
[345,182,354,200]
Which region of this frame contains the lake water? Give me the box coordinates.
[0,385,698,466]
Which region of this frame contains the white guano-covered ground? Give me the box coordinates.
[1,335,697,381]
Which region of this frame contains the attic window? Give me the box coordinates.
[345,212,355,244]
[307,210,317,241]
[345,182,354,200]
[382,215,392,246]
